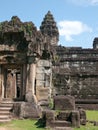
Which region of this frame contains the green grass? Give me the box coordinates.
[0,111,98,130]
[74,110,98,130]
[74,123,98,130]
[86,110,98,121]
[0,119,46,130]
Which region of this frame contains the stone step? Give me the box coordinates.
[0,100,14,122]
[0,115,9,119]
[0,111,10,115]
[1,98,13,102]
[0,107,12,111]
[0,101,13,103]
[52,127,73,130]
[51,120,71,127]
[1,100,13,103]
[0,119,11,123]
[0,102,13,107]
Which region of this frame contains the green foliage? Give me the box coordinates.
[0,23,2,31]
[19,24,33,36]
[54,55,59,62]
[49,98,54,109]
[25,23,33,36]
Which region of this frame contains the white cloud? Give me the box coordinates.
[68,0,98,6]
[90,0,98,5]
[58,20,92,42]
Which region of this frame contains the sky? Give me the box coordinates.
[0,0,98,48]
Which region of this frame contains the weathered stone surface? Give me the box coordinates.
[42,110,55,127]
[20,102,41,118]
[36,59,52,101]
[78,107,86,125]
[51,127,73,130]
[45,110,55,121]
[71,110,80,128]
[12,102,21,117]
[41,94,82,128]
[51,120,71,128]
[36,87,50,101]
[94,121,98,126]
[40,11,59,45]
[13,102,41,119]
[76,100,98,110]
[57,111,71,121]
[53,45,98,102]
[93,37,98,49]
[54,95,75,110]
[56,110,80,128]
[0,11,98,124]
[25,91,35,103]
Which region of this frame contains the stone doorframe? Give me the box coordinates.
[1,64,25,101]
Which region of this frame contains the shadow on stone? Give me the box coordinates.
[35,118,46,128]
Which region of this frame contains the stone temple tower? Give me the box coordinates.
[93,37,98,49]
[40,11,59,46]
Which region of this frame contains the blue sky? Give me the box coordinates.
[0,0,98,48]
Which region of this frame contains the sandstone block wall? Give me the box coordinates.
[36,60,52,101]
[53,47,98,99]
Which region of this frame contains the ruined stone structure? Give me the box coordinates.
[0,11,59,120]
[41,95,82,129]
[0,12,57,102]
[52,39,98,109]
[53,45,98,99]
[0,10,98,121]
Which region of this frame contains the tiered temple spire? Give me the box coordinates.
[40,11,59,45]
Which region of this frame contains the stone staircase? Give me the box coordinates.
[0,99,13,122]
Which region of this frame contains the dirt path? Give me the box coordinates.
[0,126,19,130]
[0,128,8,130]
[0,127,15,130]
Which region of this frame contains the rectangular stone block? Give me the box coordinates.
[52,127,73,130]
[36,73,44,80]
[54,95,75,110]
[36,87,50,101]
[36,80,44,86]
[37,60,51,67]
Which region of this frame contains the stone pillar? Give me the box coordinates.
[31,64,36,95]
[1,67,5,99]
[22,64,27,100]
[0,65,2,100]
[78,107,86,125]
[26,56,36,102]
[71,110,80,128]
[26,64,33,102]
[11,72,16,99]
[20,57,41,118]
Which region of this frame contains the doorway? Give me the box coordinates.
[3,65,23,100]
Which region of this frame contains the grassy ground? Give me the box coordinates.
[0,111,98,130]
[0,119,46,130]
[74,110,98,130]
